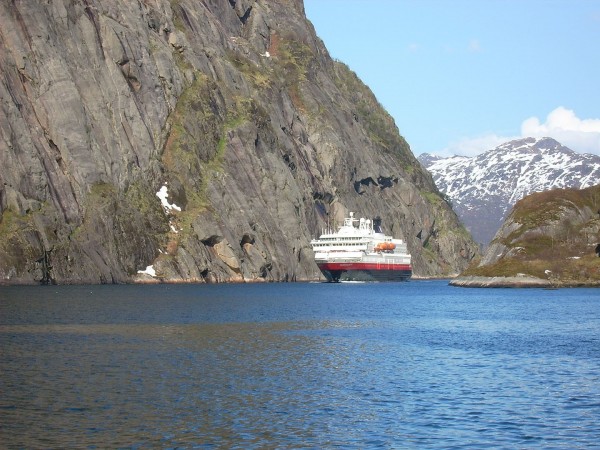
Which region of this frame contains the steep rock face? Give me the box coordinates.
[419,137,600,245]
[457,185,600,286]
[0,0,478,284]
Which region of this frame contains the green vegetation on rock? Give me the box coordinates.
[274,36,315,112]
[331,61,411,158]
[462,185,600,285]
[227,50,272,90]
[0,209,38,275]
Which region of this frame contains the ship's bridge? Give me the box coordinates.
[337,212,383,237]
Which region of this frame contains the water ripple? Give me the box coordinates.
[1,282,600,448]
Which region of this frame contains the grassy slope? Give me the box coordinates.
[462,185,600,284]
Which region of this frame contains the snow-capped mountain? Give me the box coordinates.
[418,137,600,245]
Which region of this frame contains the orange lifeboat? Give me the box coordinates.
[375,242,396,251]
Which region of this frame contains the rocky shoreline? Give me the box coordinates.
[450,275,600,288]
[449,275,553,288]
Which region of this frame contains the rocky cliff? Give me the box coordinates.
[0,0,478,284]
[453,185,600,287]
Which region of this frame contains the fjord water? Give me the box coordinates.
[1,281,599,448]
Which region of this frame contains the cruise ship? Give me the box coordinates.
[311,212,412,282]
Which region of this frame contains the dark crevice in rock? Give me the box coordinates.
[353,177,378,195]
[259,262,272,278]
[117,58,141,92]
[312,191,334,204]
[147,11,161,32]
[201,235,223,247]
[314,201,328,220]
[5,72,23,109]
[47,137,67,174]
[228,0,252,25]
[377,175,398,190]
[354,176,397,194]
[239,6,252,25]
[283,154,296,172]
[37,249,55,285]
[240,233,255,247]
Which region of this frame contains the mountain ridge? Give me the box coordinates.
[419,137,600,245]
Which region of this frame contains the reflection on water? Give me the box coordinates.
[2,321,380,448]
[1,282,600,448]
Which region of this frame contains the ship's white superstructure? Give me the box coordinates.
[311,212,412,282]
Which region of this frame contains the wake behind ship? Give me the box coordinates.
[311,213,412,282]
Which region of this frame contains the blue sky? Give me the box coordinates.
[304,0,600,157]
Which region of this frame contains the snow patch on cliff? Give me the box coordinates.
[156,184,181,212]
[156,184,181,233]
[137,265,156,277]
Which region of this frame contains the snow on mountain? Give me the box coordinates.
[418,137,600,245]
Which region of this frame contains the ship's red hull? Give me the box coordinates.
[317,262,412,282]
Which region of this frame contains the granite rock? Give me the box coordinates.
[0,0,478,284]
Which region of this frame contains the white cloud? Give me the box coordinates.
[521,107,600,156]
[428,107,600,158]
